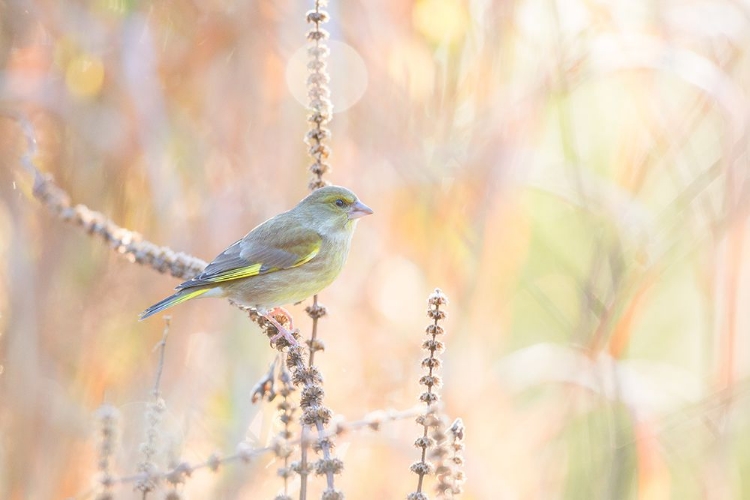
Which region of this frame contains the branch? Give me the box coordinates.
[10,112,269,327]
[32,167,207,281]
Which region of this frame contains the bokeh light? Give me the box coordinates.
[413,0,469,46]
[285,40,368,113]
[65,54,105,99]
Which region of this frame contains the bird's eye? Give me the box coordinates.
[335,199,345,208]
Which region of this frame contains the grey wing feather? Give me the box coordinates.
[177,215,321,290]
[177,240,244,288]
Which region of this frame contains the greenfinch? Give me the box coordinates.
[140,186,373,345]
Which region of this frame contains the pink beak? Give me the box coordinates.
[348,200,374,220]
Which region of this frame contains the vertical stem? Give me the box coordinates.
[299,294,326,499]
[299,425,309,500]
[299,1,335,497]
[152,319,170,397]
[305,0,332,191]
[309,294,320,365]
[410,289,448,498]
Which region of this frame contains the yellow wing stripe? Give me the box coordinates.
[211,263,263,282]
[292,244,320,267]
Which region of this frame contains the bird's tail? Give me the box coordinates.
[139,288,210,320]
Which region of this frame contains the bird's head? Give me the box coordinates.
[296,185,373,231]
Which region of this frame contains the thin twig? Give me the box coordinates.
[94,404,120,499]
[136,318,172,496]
[152,318,170,397]
[277,358,296,499]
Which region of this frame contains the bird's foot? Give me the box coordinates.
[263,313,299,347]
[268,306,294,330]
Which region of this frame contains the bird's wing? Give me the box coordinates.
[177,224,322,289]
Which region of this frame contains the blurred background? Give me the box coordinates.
[2,0,750,498]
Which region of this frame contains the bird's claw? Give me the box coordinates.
[268,306,294,331]
[269,327,300,347]
[262,312,299,347]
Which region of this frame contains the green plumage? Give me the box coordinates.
[140,186,372,324]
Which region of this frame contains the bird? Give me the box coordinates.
[140,185,373,345]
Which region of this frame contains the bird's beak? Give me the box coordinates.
[348,200,374,220]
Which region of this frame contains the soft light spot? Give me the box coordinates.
[285,40,368,113]
[54,36,77,69]
[94,0,136,16]
[370,257,427,322]
[66,54,105,98]
[386,41,435,101]
[413,0,469,45]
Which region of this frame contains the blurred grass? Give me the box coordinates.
[2,0,750,498]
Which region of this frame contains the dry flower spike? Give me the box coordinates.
[94,404,120,499]
[305,0,333,192]
[409,289,464,499]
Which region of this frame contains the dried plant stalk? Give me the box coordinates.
[251,357,298,500]
[286,343,343,500]
[28,161,293,338]
[273,361,297,500]
[94,405,120,500]
[86,404,426,497]
[430,417,465,498]
[135,320,172,497]
[12,107,206,280]
[409,289,456,500]
[305,0,333,192]
[298,1,344,498]
[434,419,465,498]
[32,170,207,281]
